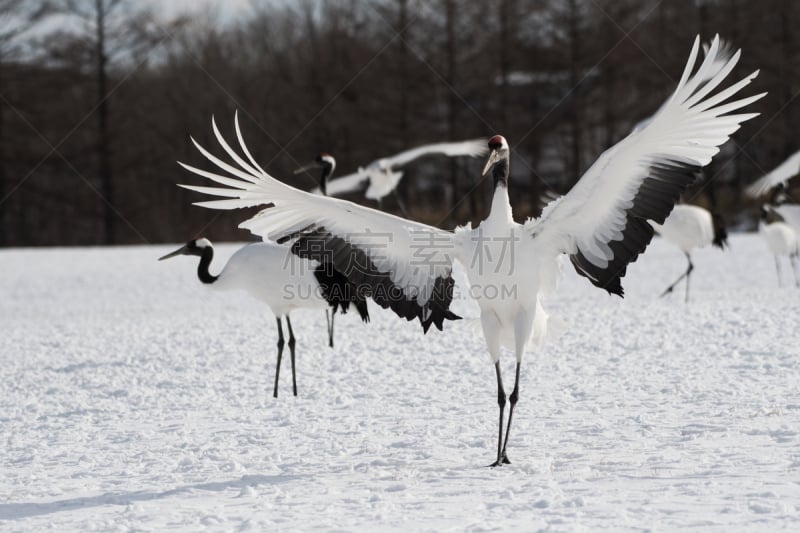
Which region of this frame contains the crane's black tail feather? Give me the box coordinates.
[711,212,728,250]
[314,264,370,323]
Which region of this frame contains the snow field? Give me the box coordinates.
[1,233,798,531]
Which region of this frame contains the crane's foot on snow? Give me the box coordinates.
[487,454,511,467]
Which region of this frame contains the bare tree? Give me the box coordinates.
[48,0,168,244]
[0,0,51,246]
[0,0,793,245]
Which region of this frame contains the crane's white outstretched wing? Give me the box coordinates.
[382,139,489,169]
[312,170,369,196]
[746,150,800,198]
[630,37,737,134]
[527,35,765,296]
[773,204,800,233]
[179,113,459,332]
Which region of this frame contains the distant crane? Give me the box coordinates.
[759,205,800,286]
[745,150,800,286]
[317,139,489,216]
[179,37,763,466]
[651,205,728,302]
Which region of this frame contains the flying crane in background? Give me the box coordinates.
[316,139,489,216]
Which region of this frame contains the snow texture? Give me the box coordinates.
[1,233,798,531]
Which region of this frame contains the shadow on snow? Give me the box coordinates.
[0,474,301,520]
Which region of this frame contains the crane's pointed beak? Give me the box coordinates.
[293,162,320,175]
[159,244,188,261]
[482,149,500,176]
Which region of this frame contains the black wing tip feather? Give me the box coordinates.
[422,307,462,334]
[294,230,458,333]
[354,299,371,323]
[570,157,702,296]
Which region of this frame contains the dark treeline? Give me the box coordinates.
[0,0,796,247]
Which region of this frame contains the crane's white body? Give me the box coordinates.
[456,187,557,358]
[755,205,800,286]
[772,204,800,233]
[759,219,799,286]
[211,242,328,318]
[760,221,798,257]
[652,205,715,252]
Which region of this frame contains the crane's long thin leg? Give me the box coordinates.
[392,189,410,218]
[481,313,506,467]
[489,361,507,468]
[326,309,335,348]
[286,316,297,397]
[684,253,693,303]
[329,310,335,348]
[500,362,521,464]
[775,255,783,287]
[377,198,384,211]
[273,317,285,399]
[791,254,800,287]
[498,310,532,465]
[660,252,693,299]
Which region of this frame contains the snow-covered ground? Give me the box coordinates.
[1,233,798,531]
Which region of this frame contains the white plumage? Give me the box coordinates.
[159,238,369,398]
[318,139,489,208]
[205,242,329,315]
[772,203,800,232]
[653,205,716,252]
[630,37,737,134]
[760,206,800,286]
[651,204,728,302]
[746,149,800,198]
[178,36,764,466]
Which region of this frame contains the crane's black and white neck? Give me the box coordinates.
[483,135,510,190]
[159,238,218,284]
[295,153,336,196]
[316,153,335,196]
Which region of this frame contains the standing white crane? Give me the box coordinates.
[159,237,369,398]
[178,36,764,466]
[316,139,489,215]
[758,206,800,286]
[650,204,728,302]
[770,202,800,233]
[745,147,800,285]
